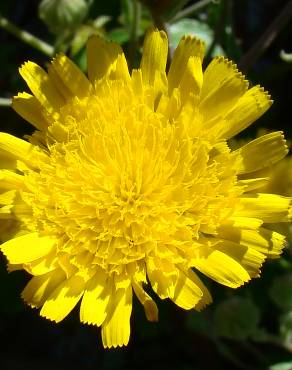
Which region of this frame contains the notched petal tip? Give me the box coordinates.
[253,85,273,109]
[40,310,60,323]
[140,27,168,85]
[87,34,123,82]
[18,60,32,74]
[180,35,206,59]
[145,26,168,40]
[168,35,206,93]
[195,294,213,312]
[103,340,129,349]
[206,55,249,90]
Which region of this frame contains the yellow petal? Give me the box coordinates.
[179,56,203,100]
[40,274,86,322]
[19,61,64,113]
[0,170,24,190]
[80,269,110,326]
[131,69,143,95]
[86,35,122,82]
[57,253,78,279]
[238,178,269,192]
[146,257,178,299]
[218,226,286,259]
[168,35,205,93]
[0,155,16,170]
[24,250,58,275]
[0,190,16,205]
[218,85,272,139]
[234,132,288,174]
[0,133,33,161]
[132,280,158,322]
[156,87,181,120]
[200,57,248,121]
[50,53,91,97]
[221,216,263,230]
[210,237,266,278]
[171,269,203,310]
[237,193,291,222]
[1,232,56,264]
[22,269,66,308]
[101,283,132,348]
[47,63,73,100]
[259,229,286,258]
[0,205,13,218]
[12,92,48,131]
[186,269,213,311]
[192,244,250,288]
[109,53,131,82]
[140,28,168,86]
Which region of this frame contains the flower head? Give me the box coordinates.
[0,29,290,348]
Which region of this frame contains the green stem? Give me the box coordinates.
[239,0,292,72]
[128,0,141,69]
[170,0,215,23]
[0,15,54,57]
[206,0,228,61]
[0,98,12,107]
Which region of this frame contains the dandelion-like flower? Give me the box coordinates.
[0,29,291,348]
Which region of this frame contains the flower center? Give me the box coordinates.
[19,80,240,274]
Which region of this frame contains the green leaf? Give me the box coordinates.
[107,28,130,45]
[280,311,292,348]
[73,48,87,72]
[168,18,224,56]
[269,361,292,370]
[213,296,260,340]
[70,25,99,56]
[269,275,292,310]
[70,16,111,56]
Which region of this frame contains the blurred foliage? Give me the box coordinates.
[0,0,292,370]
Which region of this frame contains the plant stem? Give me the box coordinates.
[0,98,11,107]
[170,0,215,23]
[0,15,54,57]
[128,0,141,69]
[206,0,228,61]
[238,0,292,72]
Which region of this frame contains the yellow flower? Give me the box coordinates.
[0,29,290,348]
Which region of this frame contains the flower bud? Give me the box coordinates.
[39,0,89,34]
